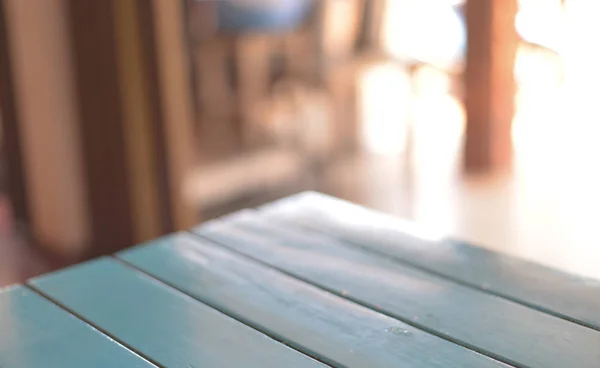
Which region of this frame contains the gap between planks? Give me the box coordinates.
[23,283,164,368]
[108,255,338,368]
[187,231,521,368]
[265,216,600,333]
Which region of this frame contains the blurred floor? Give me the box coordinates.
[320,151,600,281]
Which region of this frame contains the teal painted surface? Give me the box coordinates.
[0,285,153,368]
[30,258,323,368]
[196,214,600,368]
[261,192,600,331]
[119,234,504,368]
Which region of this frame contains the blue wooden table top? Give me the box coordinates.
[1,192,599,367]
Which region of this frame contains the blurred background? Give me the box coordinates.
[2,0,600,287]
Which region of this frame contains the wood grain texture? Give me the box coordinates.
[259,192,600,331]
[0,286,153,368]
[29,257,323,368]
[196,213,600,368]
[118,233,504,368]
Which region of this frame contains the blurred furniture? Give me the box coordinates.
[0,0,197,256]
[189,0,370,153]
[1,192,599,367]
[188,0,316,152]
[185,0,369,212]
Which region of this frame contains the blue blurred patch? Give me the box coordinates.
[216,0,315,32]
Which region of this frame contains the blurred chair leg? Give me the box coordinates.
[235,34,272,148]
[464,0,518,173]
[195,39,236,122]
[327,64,360,155]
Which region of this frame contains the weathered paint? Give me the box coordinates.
[196,214,600,368]
[0,285,154,368]
[29,258,324,368]
[260,192,600,332]
[119,233,504,368]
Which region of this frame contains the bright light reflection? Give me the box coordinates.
[357,0,600,278]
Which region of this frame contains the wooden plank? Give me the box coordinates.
[29,257,323,368]
[3,0,91,254]
[113,0,164,243]
[0,285,154,368]
[67,0,135,253]
[136,0,174,234]
[260,192,600,331]
[2,0,184,255]
[150,0,198,230]
[196,213,600,368]
[118,233,503,368]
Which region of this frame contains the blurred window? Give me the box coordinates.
[381,0,465,70]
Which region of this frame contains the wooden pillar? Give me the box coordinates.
[1,0,197,257]
[464,0,518,173]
